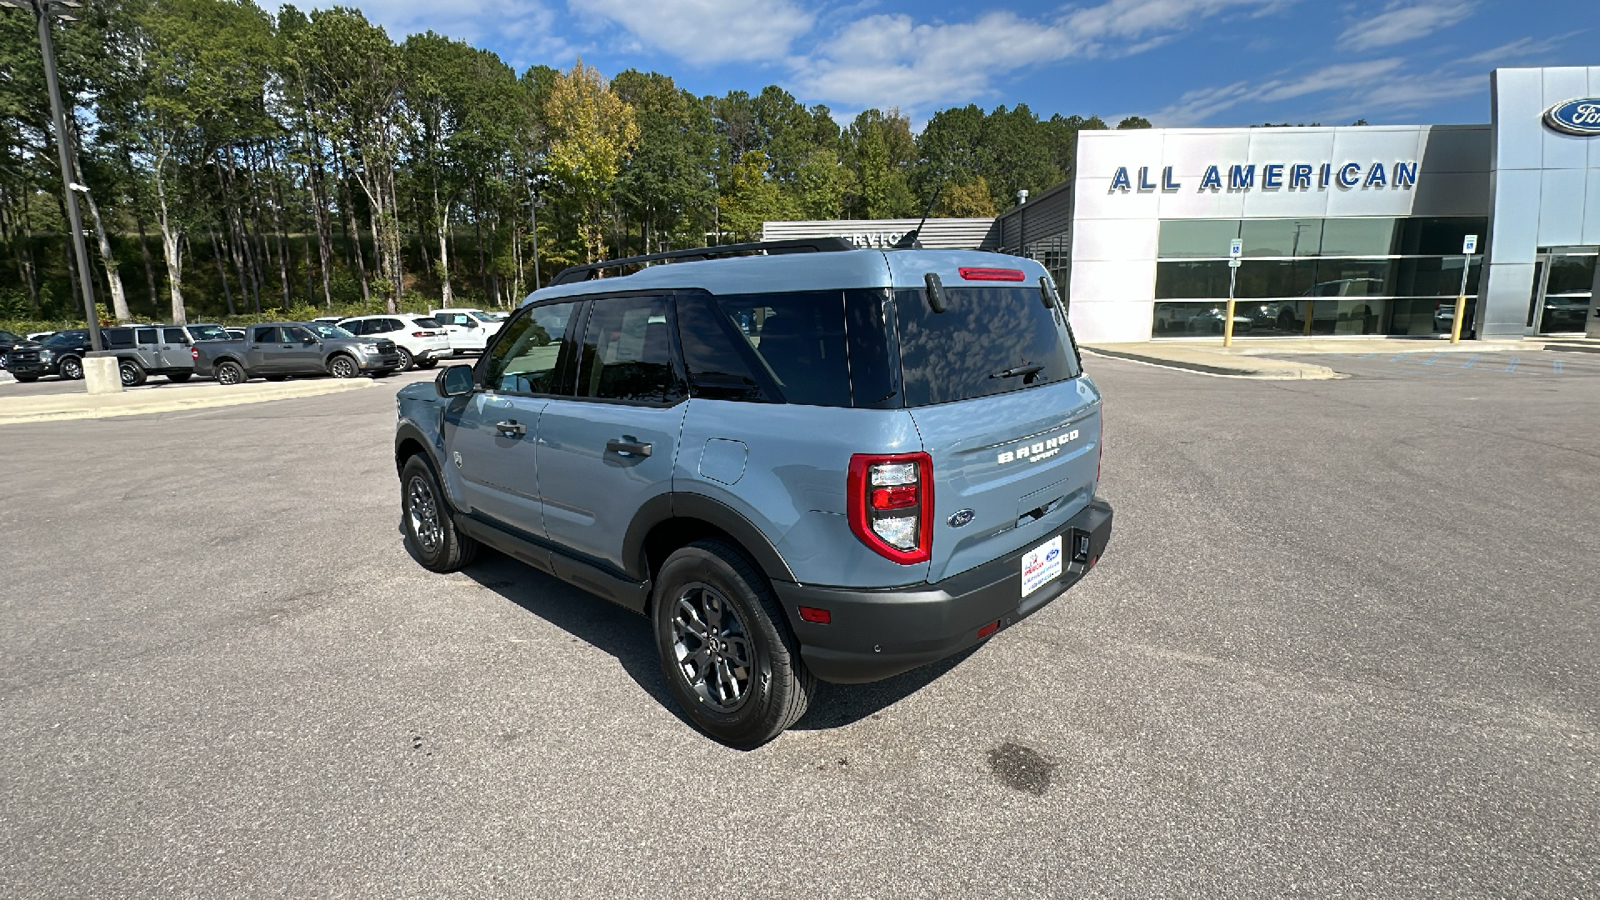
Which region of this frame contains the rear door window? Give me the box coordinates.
[162,328,190,344]
[575,296,683,404]
[135,328,158,344]
[894,286,1080,407]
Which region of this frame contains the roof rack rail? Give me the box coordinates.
[547,237,858,286]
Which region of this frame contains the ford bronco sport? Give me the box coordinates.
[394,238,1112,748]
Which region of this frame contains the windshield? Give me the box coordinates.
[894,286,1080,407]
[308,323,355,339]
[43,330,87,347]
[469,311,501,322]
[187,324,230,342]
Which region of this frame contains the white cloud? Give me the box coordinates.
[566,0,816,65]
[788,0,1281,113]
[1336,1,1474,53]
[1145,58,1405,124]
[300,0,582,70]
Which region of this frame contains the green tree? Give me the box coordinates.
[845,108,917,219]
[544,59,638,263]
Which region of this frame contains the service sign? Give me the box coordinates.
[1544,98,1600,136]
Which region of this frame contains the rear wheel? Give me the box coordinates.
[328,354,358,378]
[653,539,814,749]
[119,360,147,386]
[396,347,414,370]
[59,356,83,380]
[400,454,478,572]
[215,361,246,385]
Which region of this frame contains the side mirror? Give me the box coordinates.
[462,319,479,329]
[436,364,475,398]
[304,337,318,345]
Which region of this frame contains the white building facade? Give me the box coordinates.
[1060,66,1600,342]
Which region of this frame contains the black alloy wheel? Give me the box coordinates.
[329,355,358,378]
[400,455,477,572]
[119,360,146,386]
[215,361,246,385]
[653,540,814,748]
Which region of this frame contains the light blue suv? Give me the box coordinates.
[394,238,1113,747]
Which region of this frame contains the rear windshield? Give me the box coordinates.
[893,286,1079,407]
[414,318,442,329]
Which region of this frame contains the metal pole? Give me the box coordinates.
[33,0,100,350]
[1450,256,1471,344]
[1223,264,1237,347]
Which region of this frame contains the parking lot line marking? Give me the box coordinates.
[1552,360,1563,375]
[1389,351,1414,362]
[1358,352,1379,358]
[1420,353,1444,366]
[1505,357,1519,373]
[1461,355,1478,369]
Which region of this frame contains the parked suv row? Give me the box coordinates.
[4,324,223,385]
[395,239,1113,747]
[192,321,401,384]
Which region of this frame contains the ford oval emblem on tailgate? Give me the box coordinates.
[948,509,976,528]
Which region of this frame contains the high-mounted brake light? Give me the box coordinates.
[848,452,933,565]
[959,267,1026,282]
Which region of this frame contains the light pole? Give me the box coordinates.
[1,0,100,350]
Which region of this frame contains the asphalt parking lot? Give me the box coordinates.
[3,355,1597,897]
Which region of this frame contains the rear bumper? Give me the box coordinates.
[775,497,1113,684]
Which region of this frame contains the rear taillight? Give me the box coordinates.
[190,347,199,360]
[848,452,933,564]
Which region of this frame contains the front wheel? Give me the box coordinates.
[328,354,359,378]
[119,360,147,387]
[215,361,246,385]
[400,454,478,572]
[59,356,84,380]
[653,540,815,749]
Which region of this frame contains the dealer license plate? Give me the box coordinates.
[1021,536,1063,598]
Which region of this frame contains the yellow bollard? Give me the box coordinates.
[1223,298,1236,347]
[1449,295,1467,344]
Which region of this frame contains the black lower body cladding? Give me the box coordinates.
[777,498,1113,684]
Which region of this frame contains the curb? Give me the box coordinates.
[0,378,377,425]
[1083,347,1340,380]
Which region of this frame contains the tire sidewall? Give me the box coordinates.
[330,355,357,378]
[401,455,461,571]
[119,361,142,386]
[397,347,414,370]
[653,545,789,743]
[61,357,83,380]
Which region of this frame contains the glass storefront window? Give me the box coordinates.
[1319,218,1398,256]
[1544,254,1598,295]
[1238,219,1322,257]
[1157,220,1240,258]
[1154,260,1234,299]
[1235,259,1318,298]
[1396,217,1489,256]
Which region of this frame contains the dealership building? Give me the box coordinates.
[765,66,1600,343]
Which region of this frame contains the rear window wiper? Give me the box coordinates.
[989,363,1045,380]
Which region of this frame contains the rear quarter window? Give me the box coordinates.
[893,286,1080,407]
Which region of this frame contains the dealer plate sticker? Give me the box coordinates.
[1021,536,1063,597]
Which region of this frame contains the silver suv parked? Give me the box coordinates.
[395,238,1113,747]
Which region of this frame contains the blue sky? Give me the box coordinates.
[325,0,1592,127]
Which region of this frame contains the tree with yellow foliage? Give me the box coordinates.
[544,59,639,263]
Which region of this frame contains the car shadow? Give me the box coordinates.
[422,537,971,736]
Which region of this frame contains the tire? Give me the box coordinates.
[1277,310,1297,332]
[264,374,288,382]
[416,358,439,370]
[59,356,84,380]
[396,347,414,371]
[119,360,147,387]
[653,539,815,749]
[215,360,246,385]
[400,454,478,572]
[328,354,359,378]
[166,371,192,383]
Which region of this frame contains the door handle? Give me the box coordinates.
[606,437,653,457]
[495,420,526,437]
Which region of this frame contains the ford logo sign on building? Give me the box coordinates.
[1543,98,1600,136]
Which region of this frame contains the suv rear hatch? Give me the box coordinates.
[892,267,1101,583]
